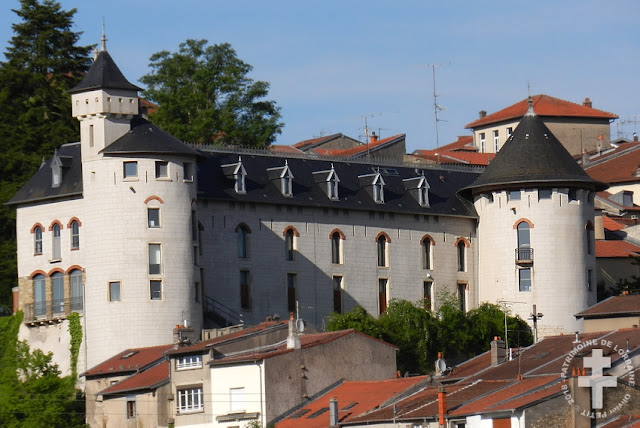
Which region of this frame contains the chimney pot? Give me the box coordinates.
[437,387,447,425]
[583,98,592,108]
[329,398,339,426]
[479,110,487,119]
[490,337,506,366]
[370,132,378,144]
[634,132,638,142]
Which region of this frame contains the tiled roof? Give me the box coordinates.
[100,361,169,396]
[82,344,173,378]
[596,239,640,258]
[275,376,426,428]
[293,134,343,150]
[585,144,640,184]
[70,50,141,94]
[575,295,640,318]
[463,110,607,195]
[604,216,629,232]
[312,134,405,158]
[413,151,495,166]
[269,145,304,154]
[599,415,640,428]
[439,135,476,152]
[465,94,618,129]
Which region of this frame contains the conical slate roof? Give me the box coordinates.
[463,107,606,195]
[69,50,141,94]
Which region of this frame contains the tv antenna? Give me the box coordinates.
[414,62,450,148]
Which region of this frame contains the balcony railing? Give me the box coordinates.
[23,297,83,324]
[515,247,534,265]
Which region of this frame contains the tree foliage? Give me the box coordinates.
[326,298,533,375]
[0,313,85,427]
[140,39,283,147]
[0,0,93,306]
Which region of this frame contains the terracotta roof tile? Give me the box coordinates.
[276,376,426,428]
[604,216,629,232]
[82,344,173,377]
[596,239,640,258]
[575,295,640,318]
[100,361,169,396]
[293,134,342,150]
[269,145,304,154]
[312,134,405,158]
[599,415,640,428]
[465,94,618,129]
[586,144,640,184]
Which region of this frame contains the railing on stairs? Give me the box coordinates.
[203,296,243,327]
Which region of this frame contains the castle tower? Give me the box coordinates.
[69,42,203,368]
[464,100,606,338]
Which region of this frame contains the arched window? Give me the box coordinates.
[586,222,594,255]
[285,229,295,261]
[331,231,343,264]
[52,223,61,260]
[456,240,467,272]
[236,224,250,259]
[33,274,46,317]
[377,235,388,267]
[421,235,435,270]
[69,270,83,311]
[517,221,531,260]
[34,226,43,255]
[51,272,64,315]
[70,220,80,250]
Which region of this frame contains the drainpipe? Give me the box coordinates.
[255,360,264,427]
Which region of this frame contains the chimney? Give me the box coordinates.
[329,398,338,426]
[479,110,487,119]
[370,132,378,144]
[12,287,18,315]
[286,313,301,350]
[438,386,447,426]
[582,149,590,167]
[490,336,506,366]
[583,98,592,108]
[173,325,195,349]
[634,132,638,142]
[569,362,591,428]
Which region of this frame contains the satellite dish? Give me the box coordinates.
[436,359,447,374]
[296,319,305,333]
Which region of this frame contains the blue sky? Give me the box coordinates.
[1,1,638,153]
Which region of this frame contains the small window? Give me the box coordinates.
[148,208,160,228]
[331,231,342,264]
[285,229,295,261]
[423,239,432,270]
[507,127,513,137]
[538,189,552,200]
[150,280,162,300]
[237,225,249,259]
[70,220,80,250]
[479,132,486,152]
[493,130,500,152]
[333,276,343,314]
[52,223,61,260]
[191,212,198,242]
[457,241,466,272]
[149,244,161,275]
[123,161,138,178]
[240,270,250,309]
[424,280,433,310]
[378,278,388,314]
[587,269,593,291]
[373,178,384,203]
[568,189,578,201]
[34,226,43,255]
[176,354,203,370]
[328,175,339,200]
[89,124,94,148]
[126,399,136,419]
[177,387,203,413]
[194,281,200,303]
[108,281,121,301]
[458,283,467,312]
[155,161,168,179]
[287,273,297,313]
[377,235,387,267]
[519,268,531,292]
[508,190,521,201]
[586,223,594,255]
[183,162,194,181]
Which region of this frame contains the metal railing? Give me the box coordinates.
[515,247,534,264]
[23,297,83,323]
[203,296,243,327]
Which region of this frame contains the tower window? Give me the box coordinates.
[148,208,160,228]
[333,276,343,314]
[150,280,162,300]
[287,273,297,313]
[285,229,295,261]
[108,281,121,302]
[519,268,531,292]
[123,161,138,179]
[155,161,168,179]
[331,231,342,264]
[149,244,162,275]
[240,270,251,309]
[377,235,388,267]
[378,278,388,314]
[457,240,466,272]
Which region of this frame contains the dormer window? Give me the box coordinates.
[51,149,62,188]
[312,164,340,200]
[373,178,384,203]
[267,160,294,198]
[221,157,247,195]
[404,174,430,208]
[358,170,385,204]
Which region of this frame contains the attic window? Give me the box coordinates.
[312,164,340,200]
[221,157,247,195]
[341,402,358,411]
[290,409,311,419]
[308,408,329,418]
[267,161,294,197]
[121,351,138,359]
[373,175,384,203]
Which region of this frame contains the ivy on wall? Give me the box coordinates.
[67,312,82,377]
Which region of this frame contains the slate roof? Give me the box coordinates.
[99,361,169,396]
[81,344,173,378]
[575,295,640,319]
[197,149,480,218]
[275,376,427,428]
[69,50,142,94]
[463,108,607,195]
[465,94,618,129]
[101,117,201,158]
[7,142,82,205]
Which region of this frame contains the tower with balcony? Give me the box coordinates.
[465,99,606,337]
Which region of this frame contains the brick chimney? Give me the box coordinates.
[173,325,195,349]
[370,132,378,144]
[438,386,447,426]
[479,110,487,119]
[490,336,506,366]
[569,364,591,428]
[583,98,592,108]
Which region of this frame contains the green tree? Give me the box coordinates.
[140,39,283,147]
[0,0,93,306]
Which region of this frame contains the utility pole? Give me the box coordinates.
[529,304,544,343]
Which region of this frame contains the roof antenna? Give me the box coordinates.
[100,18,107,52]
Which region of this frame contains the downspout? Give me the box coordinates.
[255,359,264,427]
